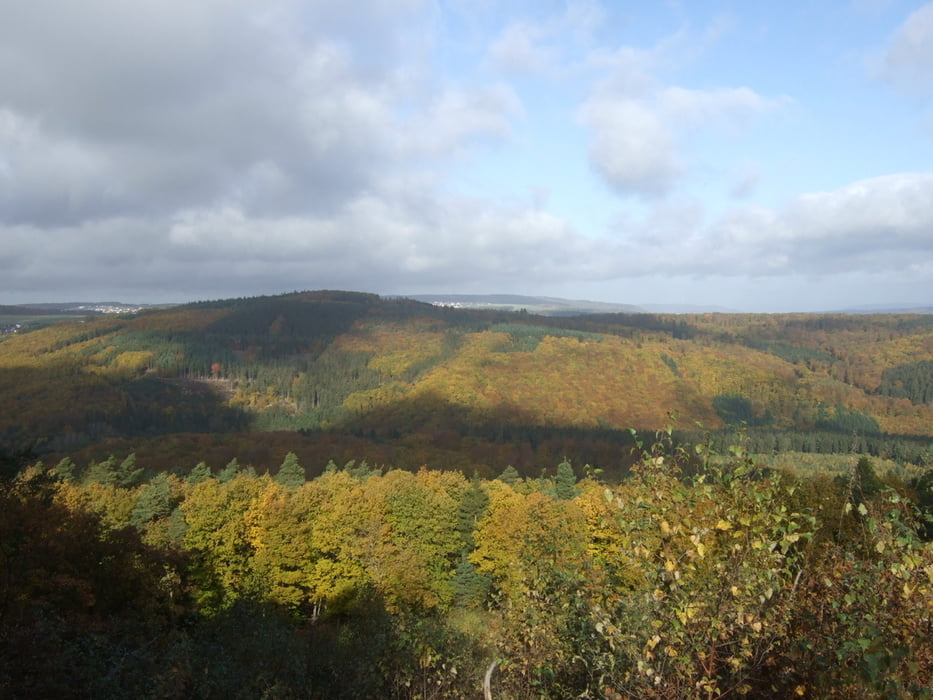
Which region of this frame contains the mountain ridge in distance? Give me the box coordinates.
[405,294,742,315]
[6,291,931,316]
[406,293,649,315]
[407,294,933,315]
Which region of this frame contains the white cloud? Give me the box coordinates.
[658,86,787,127]
[670,173,933,276]
[0,1,929,310]
[878,3,933,96]
[579,84,785,198]
[408,85,524,154]
[486,0,606,75]
[2,172,932,305]
[0,0,520,228]
[489,22,553,73]
[579,98,681,197]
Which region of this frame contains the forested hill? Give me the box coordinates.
[1,289,932,475]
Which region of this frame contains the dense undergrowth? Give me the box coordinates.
[3,430,933,698]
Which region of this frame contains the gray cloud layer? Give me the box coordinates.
[1,0,931,308]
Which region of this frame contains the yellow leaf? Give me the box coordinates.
[715,519,732,531]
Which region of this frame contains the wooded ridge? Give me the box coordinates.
[1,289,931,475]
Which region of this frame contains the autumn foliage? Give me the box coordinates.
[2,293,933,696]
[3,433,933,698]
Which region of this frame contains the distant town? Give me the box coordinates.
[0,302,148,335]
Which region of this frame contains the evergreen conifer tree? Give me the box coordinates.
[275,452,305,488]
[554,460,577,500]
[498,465,520,486]
[187,461,213,484]
[218,458,239,483]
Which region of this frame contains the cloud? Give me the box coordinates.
[729,168,761,199]
[0,0,537,303]
[0,1,929,310]
[2,171,931,307]
[489,22,554,73]
[877,3,933,96]
[644,172,933,276]
[579,98,682,197]
[486,0,607,75]
[0,109,119,225]
[407,85,523,154]
[658,86,787,127]
[579,82,786,198]
[0,0,520,228]
[0,187,596,302]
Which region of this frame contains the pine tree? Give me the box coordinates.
[130,472,176,528]
[53,456,76,482]
[115,453,144,488]
[275,452,305,488]
[554,460,577,500]
[82,455,118,486]
[498,465,520,486]
[188,461,213,484]
[457,477,489,549]
[218,458,240,483]
[451,553,491,606]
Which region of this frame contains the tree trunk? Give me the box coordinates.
[483,660,498,700]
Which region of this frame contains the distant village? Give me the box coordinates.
[1,303,145,335]
[69,303,146,315]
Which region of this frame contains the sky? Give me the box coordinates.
[1,1,932,311]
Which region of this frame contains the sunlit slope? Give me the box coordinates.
[1,291,932,456]
[340,321,933,435]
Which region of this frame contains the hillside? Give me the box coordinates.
[1,290,932,475]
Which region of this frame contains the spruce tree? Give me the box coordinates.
[115,453,144,488]
[187,461,213,484]
[498,465,520,486]
[218,458,240,483]
[130,472,176,528]
[554,460,577,500]
[275,451,305,488]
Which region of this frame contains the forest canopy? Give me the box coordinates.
[3,291,933,697]
[1,290,931,474]
[3,431,933,698]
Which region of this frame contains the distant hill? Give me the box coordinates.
[638,303,738,313]
[406,293,645,315]
[830,304,933,314]
[1,289,932,476]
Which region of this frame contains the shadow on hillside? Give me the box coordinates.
[317,389,645,480]
[0,364,251,456]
